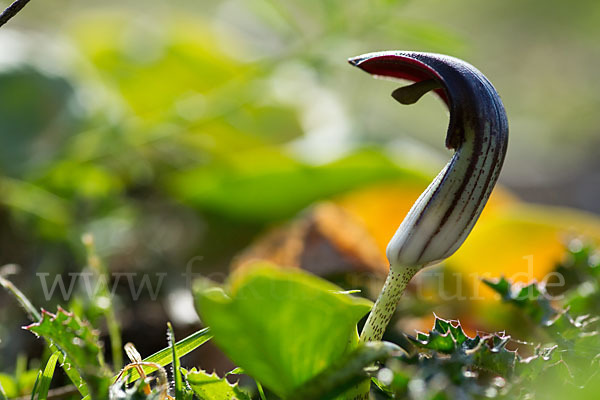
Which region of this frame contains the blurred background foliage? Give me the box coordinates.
[1,0,600,386]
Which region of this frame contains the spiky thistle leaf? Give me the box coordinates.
[184,368,251,400]
[25,307,110,396]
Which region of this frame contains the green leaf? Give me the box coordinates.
[0,376,10,400]
[25,307,110,397]
[0,375,17,397]
[482,274,600,390]
[409,316,477,354]
[185,369,251,400]
[124,327,212,383]
[0,276,89,397]
[290,341,402,400]
[409,316,517,376]
[483,277,559,325]
[37,352,60,400]
[471,336,517,377]
[170,149,427,222]
[26,308,105,372]
[70,16,244,121]
[194,263,373,398]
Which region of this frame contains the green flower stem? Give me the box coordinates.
[359,265,419,342]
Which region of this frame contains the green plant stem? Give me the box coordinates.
[359,265,419,343]
[354,265,419,399]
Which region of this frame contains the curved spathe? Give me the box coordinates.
[350,51,509,267]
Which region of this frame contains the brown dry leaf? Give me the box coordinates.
[232,202,387,277]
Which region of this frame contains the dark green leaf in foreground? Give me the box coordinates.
[25,307,110,397]
[26,308,105,372]
[409,316,518,377]
[194,263,373,398]
[185,368,251,400]
[290,341,403,400]
[0,275,88,397]
[484,276,600,388]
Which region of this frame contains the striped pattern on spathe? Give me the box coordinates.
[349,51,509,268]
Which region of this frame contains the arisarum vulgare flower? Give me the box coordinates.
[349,51,509,342]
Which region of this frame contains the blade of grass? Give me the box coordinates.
[167,323,183,400]
[0,381,7,400]
[256,381,267,400]
[37,352,60,400]
[0,273,41,321]
[0,274,89,397]
[29,371,42,400]
[124,327,212,383]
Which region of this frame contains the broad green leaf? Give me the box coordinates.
[125,327,212,383]
[171,149,424,222]
[290,341,402,400]
[194,263,372,398]
[37,352,60,400]
[69,15,244,121]
[185,369,251,400]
